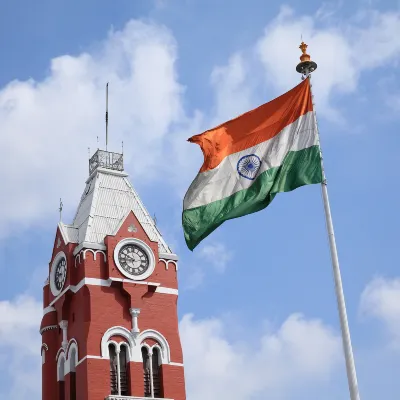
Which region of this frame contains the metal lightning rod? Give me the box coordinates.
[106,83,109,151]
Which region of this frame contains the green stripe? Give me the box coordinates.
[182,145,323,250]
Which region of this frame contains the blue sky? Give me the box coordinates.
[1,0,400,399]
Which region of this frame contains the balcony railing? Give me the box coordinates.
[89,149,124,175]
[105,396,173,400]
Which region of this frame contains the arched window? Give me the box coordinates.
[109,344,118,395]
[142,346,164,398]
[152,348,162,398]
[69,348,77,400]
[108,342,130,396]
[142,347,151,397]
[57,355,65,400]
[119,345,128,396]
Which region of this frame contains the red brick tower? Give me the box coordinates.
[40,149,186,400]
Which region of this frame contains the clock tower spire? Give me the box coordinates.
[40,145,186,400]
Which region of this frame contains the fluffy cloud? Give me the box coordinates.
[180,313,341,400]
[360,276,400,347]
[217,6,400,122]
[0,296,42,399]
[0,20,200,238]
[256,7,400,119]
[2,7,400,240]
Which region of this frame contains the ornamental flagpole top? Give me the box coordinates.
[296,41,317,77]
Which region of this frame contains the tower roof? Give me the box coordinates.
[59,149,172,256]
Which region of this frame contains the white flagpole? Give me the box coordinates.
[296,42,361,400]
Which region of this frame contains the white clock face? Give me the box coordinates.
[118,244,150,276]
[50,251,68,296]
[114,239,155,281]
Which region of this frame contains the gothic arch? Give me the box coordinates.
[41,343,48,365]
[65,339,79,374]
[101,327,135,360]
[57,353,66,381]
[136,329,171,364]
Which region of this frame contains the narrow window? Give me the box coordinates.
[119,345,129,395]
[58,357,65,400]
[142,347,151,397]
[152,348,162,398]
[70,348,77,400]
[109,344,118,395]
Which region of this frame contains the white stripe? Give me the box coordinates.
[184,112,317,210]
[48,278,178,306]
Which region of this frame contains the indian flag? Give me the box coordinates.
[183,78,323,250]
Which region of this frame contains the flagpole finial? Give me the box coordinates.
[296,41,317,78]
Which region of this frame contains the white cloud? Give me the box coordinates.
[360,276,400,347]
[200,242,232,273]
[253,7,400,121]
[0,296,42,399]
[2,7,400,241]
[0,19,200,238]
[180,312,341,400]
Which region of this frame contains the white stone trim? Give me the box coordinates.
[101,327,135,360]
[41,343,49,365]
[50,251,67,296]
[57,223,68,246]
[135,329,171,364]
[75,249,107,267]
[159,252,178,261]
[43,305,56,316]
[56,351,66,381]
[156,287,178,295]
[48,277,178,307]
[129,308,140,337]
[73,242,106,256]
[160,259,178,271]
[65,339,78,374]
[60,320,68,350]
[169,361,184,367]
[114,238,156,281]
[76,355,103,367]
[40,325,58,335]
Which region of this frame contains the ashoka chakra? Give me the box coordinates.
[237,154,262,180]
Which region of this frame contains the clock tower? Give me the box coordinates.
[40,149,186,400]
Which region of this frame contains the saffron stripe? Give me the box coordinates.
[189,79,313,172]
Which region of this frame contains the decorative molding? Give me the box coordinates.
[137,329,171,364]
[41,343,49,352]
[73,241,106,256]
[128,224,137,233]
[56,352,66,382]
[129,308,140,337]
[160,259,178,271]
[156,287,178,295]
[57,223,68,246]
[41,343,49,365]
[76,354,103,367]
[113,238,156,281]
[43,306,56,316]
[40,325,58,335]
[101,327,135,360]
[65,339,78,374]
[159,252,178,261]
[59,320,68,350]
[75,249,107,267]
[50,251,68,296]
[47,277,178,307]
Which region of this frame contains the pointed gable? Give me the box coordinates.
[59,161,172,254]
